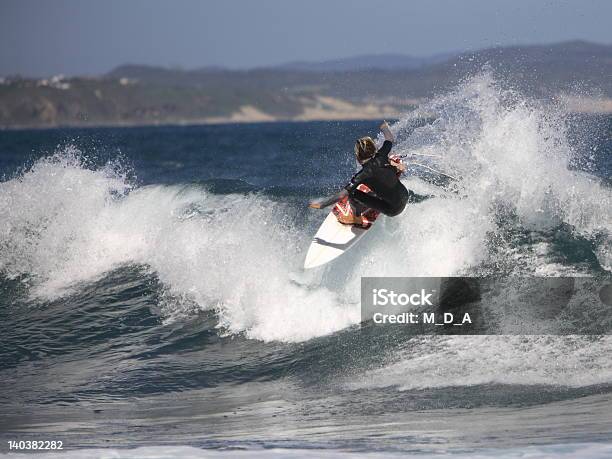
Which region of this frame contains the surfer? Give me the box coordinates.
[309,121,411,225]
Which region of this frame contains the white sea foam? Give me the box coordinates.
[2,443,612,459]
[0,151,358,342]
[346,335,612,391]
[0,74,610,345]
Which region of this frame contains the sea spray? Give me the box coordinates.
[0,148,359,342]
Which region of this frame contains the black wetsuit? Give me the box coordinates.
[345,140,410,216]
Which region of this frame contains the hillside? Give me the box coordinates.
[1,40,610,129]
[274,52,455,72]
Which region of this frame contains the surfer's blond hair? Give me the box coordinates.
[354,137,376,163]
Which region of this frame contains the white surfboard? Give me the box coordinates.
[303,212,372,269]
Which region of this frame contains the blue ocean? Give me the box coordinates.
[1,76,611,458]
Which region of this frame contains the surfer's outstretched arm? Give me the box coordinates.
[308,189,348,209]
[373,121,394,159]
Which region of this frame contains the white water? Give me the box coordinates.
[346,335,612,391]
[2,443,612,459]
[0,150,358,342]
[0,75,610,346]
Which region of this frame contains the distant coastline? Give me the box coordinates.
[0,95,414,130]
[2,99,611,132]
[1,40,611,129]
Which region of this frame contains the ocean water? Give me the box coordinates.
[1,75,611,458]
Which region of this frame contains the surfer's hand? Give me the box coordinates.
[309,202,322,209]
[390,158,406,172]
[380,120,394,141]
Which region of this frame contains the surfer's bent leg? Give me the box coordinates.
[349,198,368,217]
[349,186,410,217]
[350,189,396,215]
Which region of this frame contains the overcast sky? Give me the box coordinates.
[1,0,611,77]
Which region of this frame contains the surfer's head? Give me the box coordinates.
[354,137,376,164]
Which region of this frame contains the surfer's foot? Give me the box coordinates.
[337,214,364,226]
